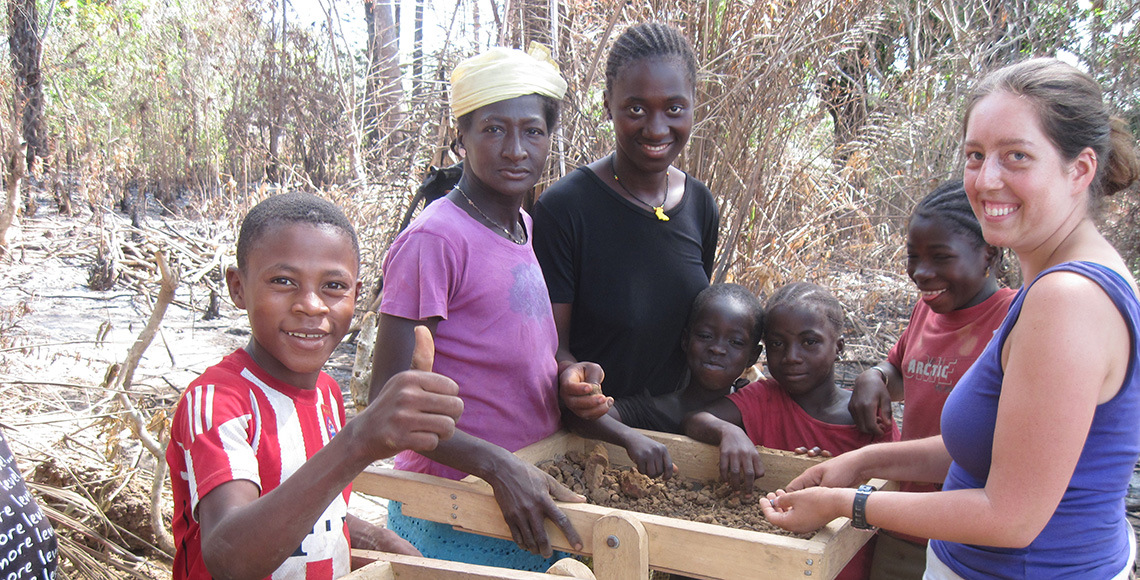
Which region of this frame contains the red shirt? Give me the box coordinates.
[728,379,899,454]
[884,288,1015,545]
[728,379,899,580]
[887,290,1016,467]
[166,349,351,580]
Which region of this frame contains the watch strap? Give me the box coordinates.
[852,484,877,530]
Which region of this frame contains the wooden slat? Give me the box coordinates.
[353,431,878,580]
[592,512,649,580]
[348,550,575,579]
[346,560,394,580]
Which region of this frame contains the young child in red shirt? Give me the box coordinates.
[685,281,899,580]
[566,283,764,477]
[166,193,464,580]
[847,180,1015,579]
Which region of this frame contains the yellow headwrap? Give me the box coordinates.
[450,42,568,119]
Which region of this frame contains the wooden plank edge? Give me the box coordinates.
[354,439,885,580]
[355,467,834,579]
[348,550,579,579]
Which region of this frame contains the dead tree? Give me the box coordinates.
[364,0,407,167]
[266,0,287,184]
[7,0,44,179]
[819,50,869,169]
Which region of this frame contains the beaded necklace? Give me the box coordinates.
[454,185,525,244]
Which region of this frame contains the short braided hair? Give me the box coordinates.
[911,180,986,249]
[605,22,698,95]
[765,282,844,335]
[688,283,765,346]
[236,192,359,270]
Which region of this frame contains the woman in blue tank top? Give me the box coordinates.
[759,58,1140,579]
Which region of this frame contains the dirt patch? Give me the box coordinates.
[539,443,811,539]
[32,457,167,556]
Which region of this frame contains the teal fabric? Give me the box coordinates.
[386,500,572,572]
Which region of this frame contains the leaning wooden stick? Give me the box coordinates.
[109,249,179,556]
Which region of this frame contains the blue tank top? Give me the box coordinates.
[932,261,1140,579]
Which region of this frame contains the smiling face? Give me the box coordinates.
[226,222,360,389]
[906,214,996,314]
[763,304,842,399]
[458,94,552,201]
[605,56,694,175]
[683,297,762,392]
[962,91,1095,256]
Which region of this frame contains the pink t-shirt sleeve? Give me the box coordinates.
[381,230,458,321]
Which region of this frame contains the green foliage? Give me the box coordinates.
[40,0,354,213]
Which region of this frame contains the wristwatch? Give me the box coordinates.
[852,484,877,530]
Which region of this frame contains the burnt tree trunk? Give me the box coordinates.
[7,0,44,176]
[819,52,868,169]
[266,0,286,184]
[364,0,405,167]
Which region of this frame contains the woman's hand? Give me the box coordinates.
[850,368,893,436]
[760,488,849,533]
[718,427,765,494]
[621,433,676,479]
[484,456,585,558]
[558,361,612,420]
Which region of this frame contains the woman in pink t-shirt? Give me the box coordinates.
[368,46,592,572]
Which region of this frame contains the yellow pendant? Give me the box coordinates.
[653,206,670,221]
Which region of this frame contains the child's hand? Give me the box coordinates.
[849,368,893,436]
[785,451,864,491]
[359,369,463,458]
[718,428,765,494]
[367,326,463,456]
[409,325,435,372]
[361,329,462,457]
[624,434,676,480]
[558,361,612,420]
[346,514,422,557]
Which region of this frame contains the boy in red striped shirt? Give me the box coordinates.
[166,193,463,580]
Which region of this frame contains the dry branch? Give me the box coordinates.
[350,311,379,409]
[105,249,179,557]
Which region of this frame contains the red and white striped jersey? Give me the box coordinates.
[167,349,351,580]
